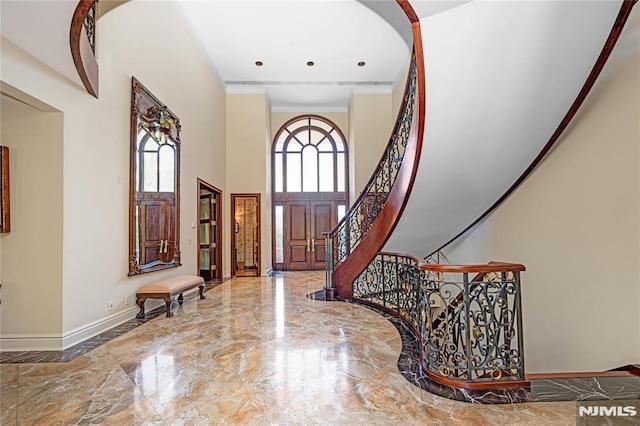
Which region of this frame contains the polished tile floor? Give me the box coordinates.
[1,272,580,425]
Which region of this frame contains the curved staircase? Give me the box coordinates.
[325,0,638,398]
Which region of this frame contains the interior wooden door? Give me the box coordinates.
[197,180,222,282]
[231,193,260,277]
[285,202,311,270]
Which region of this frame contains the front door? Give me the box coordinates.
[284,200,336,270]
[271,115,349,271]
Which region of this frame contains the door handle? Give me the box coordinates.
[159,240,165,253]
[164,240,169,254]
[306,239,310,252]
[311,239,315,252]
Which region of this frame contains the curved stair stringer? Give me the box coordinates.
[332,2,426,299]
[384,0,636,258]
[70,0,99,98]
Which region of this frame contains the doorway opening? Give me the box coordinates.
[272,115,348,271]
[197,179,222,282]
[231,193,261,277]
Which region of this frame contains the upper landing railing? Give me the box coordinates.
[70,0,99,97]
[353,252,528,390]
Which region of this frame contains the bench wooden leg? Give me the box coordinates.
[198,284,206,300]
[164,296,174,317]
[136,297,146,318]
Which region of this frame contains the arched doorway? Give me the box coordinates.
[272,115,348,270]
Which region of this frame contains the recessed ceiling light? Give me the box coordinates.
[255,61,263,66]
[307,61,315,67]
[357,61,366,67]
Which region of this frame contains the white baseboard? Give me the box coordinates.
[61,306,139,349]
[261,267,273,277]
[0,300,164,352]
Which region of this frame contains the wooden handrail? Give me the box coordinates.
[331,1,426,299]
[397,0,420,24]
[419,262,525,273]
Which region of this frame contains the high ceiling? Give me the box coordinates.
[175,0,411,110]
[0,0,471,109]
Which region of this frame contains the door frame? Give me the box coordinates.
[270,115,349,271]
[196,178,222,281]
[231,193,261,277]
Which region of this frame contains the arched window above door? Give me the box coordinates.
[273,115,347,193]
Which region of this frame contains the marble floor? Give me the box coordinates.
[1,272,587,425]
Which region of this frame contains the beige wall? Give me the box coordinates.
[0,95,64,340]
[349,92,394,199]
[444,21,640,373]
[226,93,272,275]
[0,0,227,347]
[392,61,410,120]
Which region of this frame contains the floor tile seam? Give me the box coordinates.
[116,357,169,425]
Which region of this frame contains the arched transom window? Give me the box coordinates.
[273,116,347,193]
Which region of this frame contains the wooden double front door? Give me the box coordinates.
[284,200,337,271]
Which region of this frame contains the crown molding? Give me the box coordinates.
[225,86,267,95]
[271,105,348,113]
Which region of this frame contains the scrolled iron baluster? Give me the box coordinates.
[352,254,526,385]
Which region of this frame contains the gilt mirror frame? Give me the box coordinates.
[129,77,181,275]
[0,146,9,233]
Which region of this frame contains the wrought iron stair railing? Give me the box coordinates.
[324,44,424,299]
[331,56,417,268]
[353,252,528,390]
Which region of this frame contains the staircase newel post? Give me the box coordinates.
[514,270,525,380]
[324,232,335,300]
[381,255,386,309]
[463,272,472,381]
[396,255,400,315]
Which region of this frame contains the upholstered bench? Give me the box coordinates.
[136,275,206,318]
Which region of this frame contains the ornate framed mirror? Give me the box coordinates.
[0,146,9,233]
[129,77,181,275]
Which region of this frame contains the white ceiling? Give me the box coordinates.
[175,0,411,109]
[0,0,470,109]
